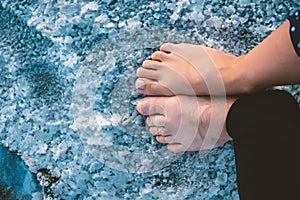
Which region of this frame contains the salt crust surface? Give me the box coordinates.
[0,0,299,199]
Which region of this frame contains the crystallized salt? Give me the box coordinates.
[80,2,99,15]
[1,0,298,199]
[95,14,108,23]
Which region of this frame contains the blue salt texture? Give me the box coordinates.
[0,0,299,199]
[0,145,41,199]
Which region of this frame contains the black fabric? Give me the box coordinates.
[226,90,300,200]
[289,10,300,58]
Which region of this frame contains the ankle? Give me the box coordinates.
[222,55,258,94]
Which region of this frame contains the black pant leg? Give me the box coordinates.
[226,90,300,200]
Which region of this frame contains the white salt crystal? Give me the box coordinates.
[118,21,126,28]
[81,2,99,15]
[28,16,39,26]
[37,144,48,155]
[95,14,108,23]
[170,12,180,21]
[104,22,115,28]
[64,36,73,44]
[63,54,79,67]
[126,20,142,30]
[95,114,111,126]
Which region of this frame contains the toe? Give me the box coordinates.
[142,60,161,69]
[136,98,164,116]
[136,98,149,115]
[149,127,158,135]
[146,115,165,127]
[149,127,167,136]
[155,135,174,144]
[155,136,167,144]
[167,144,185,153]
[136,67,159,80]
[135,78,147,90]
[151,51,170,61]
[135,78,173,96]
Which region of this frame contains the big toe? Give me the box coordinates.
[135,78,174,96]
[136,97,165,116]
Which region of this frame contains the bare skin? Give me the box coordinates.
[136,95,235,152]
[136,44,242,96]
[136,21,300,97]
[136,20,300,151]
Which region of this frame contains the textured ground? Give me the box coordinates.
[0,0,299,199]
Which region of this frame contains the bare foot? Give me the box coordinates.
[135,43,239,96]
[136,95,235,152]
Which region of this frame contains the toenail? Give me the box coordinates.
[136,68,141,76]
[141,100,148,114]
[136,79,145,90]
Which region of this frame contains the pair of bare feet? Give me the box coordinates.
[136,43,237,153]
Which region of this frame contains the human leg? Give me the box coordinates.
[226,90,300,200]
